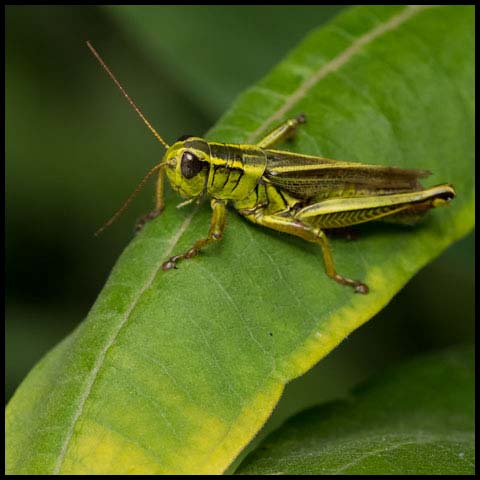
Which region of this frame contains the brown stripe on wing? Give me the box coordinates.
[264,149,431,199]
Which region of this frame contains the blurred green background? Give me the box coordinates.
[6,4,474,443]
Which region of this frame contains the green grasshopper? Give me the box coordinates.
[88,42,455,294]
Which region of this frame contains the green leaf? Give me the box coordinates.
[236,346,474,475]
[6,5,474,474]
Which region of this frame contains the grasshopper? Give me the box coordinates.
[88,42,455,294]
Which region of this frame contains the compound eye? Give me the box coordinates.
[181,151,203,179]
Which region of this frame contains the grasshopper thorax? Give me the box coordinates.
[163,136,210,199]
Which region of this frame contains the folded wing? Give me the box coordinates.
[264,149,431,200]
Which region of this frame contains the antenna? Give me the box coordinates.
[94,163,165,236]
[86,41,170,234]
[86,40,169,149]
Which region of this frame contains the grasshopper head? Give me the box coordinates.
[163,136,210,199]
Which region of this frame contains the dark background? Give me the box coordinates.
[6,5,474,439]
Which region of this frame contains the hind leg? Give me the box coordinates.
[243,208,368,294]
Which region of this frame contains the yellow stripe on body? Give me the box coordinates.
[207,143,267,201]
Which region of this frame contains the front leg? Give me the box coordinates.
[135,167,166,233]
[162,198,227,270]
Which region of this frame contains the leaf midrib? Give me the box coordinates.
[52,207,199,473]
[247,4,437,143]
